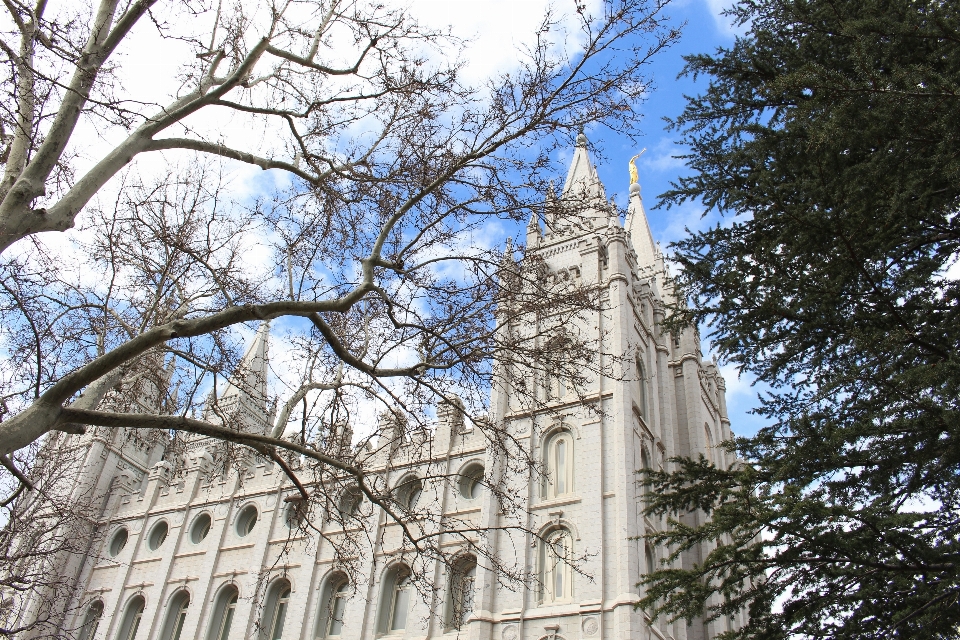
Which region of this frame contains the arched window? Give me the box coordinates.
[704,423,715,464]
[207,586,239,640]
[316,573,349,639]
[640,444,652,495]
[546,370,566,401]
[77,601,103,640]
[636,355,647,420]
[261,579,291,640]
[378,564,412,634]
[539,528,573,603]
[160,591,190,640]
[115,596,145,640]
[645,543,656,575]
[543,431,574,499]
[447,556,477,630]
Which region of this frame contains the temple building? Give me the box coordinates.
[17,135,738,640]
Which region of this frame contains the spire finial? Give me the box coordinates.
[576,124,588,148]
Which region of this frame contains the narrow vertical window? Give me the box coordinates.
[77,601,103,640]
[326,582,348,637]
[704,423,715,465]
[544,431,574,499]
[208,587,238,640]
[640,445,652,495]
[379,564,413,635]
[262,581,291,640]
[389,574,411,632]
[636,356,647,420]
[448,557,477,630]
[539,529,573,603]
[553,372,566,399]
[115,596,145,640]
[316,574,349,639]
[555,439,567,494]
[161,591,190,640]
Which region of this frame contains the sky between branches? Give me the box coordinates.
[19,0,767,438]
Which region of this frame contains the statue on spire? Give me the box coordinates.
[628,149,646,185]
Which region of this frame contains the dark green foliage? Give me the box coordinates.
[640,1,960,639]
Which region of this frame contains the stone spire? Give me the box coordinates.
[526,205,541,247]
[220,321,271,409]
[625,177,658,272]
[562,130,606,202]
[625,174,675,304]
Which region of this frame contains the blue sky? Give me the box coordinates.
[581,0,768,438]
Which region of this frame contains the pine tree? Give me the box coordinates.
[640,1,960,639]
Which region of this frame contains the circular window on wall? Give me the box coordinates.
[109,528,128,557]
[338,487,362,518]
[236,505,258,537]
[396,476,423,512]
[191,513,212,544]
[458,464,485,500]
[147,521,169,551]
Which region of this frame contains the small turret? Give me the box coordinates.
[220,322,270,410]
[200,322,274,436]
[526,207,541,247]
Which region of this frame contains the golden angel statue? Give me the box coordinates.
[629,149,646,185]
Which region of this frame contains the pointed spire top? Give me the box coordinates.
[576,125,588,148]
[500,237,516,269]
[563,131,601,197]
[527,207,540,230]
[220,321,271,411]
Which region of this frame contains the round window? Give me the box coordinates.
[338,488,361,518]
[147,521,168,551]
[236,505,258,537]
[397,477,423,511]
[190,513,212,544]
[109,528,128,557]
[459,465,485,500]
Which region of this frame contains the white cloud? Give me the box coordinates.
[700,0,748,37]
[639,136,686,174]
[407,0,601,84]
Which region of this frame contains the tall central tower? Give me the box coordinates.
[470,132,737,640]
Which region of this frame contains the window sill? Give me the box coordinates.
[532,495,581,510]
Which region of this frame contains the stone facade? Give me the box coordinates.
[26,137,740,640]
